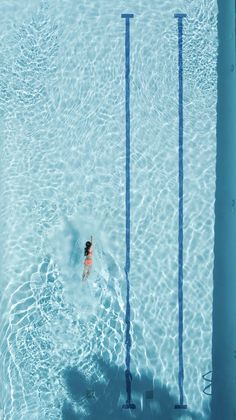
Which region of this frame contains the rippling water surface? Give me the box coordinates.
[0,0,217,419]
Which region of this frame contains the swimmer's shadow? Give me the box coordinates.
[62,359,209,420]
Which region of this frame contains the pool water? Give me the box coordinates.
[0,0,218,419]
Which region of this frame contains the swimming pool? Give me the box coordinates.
[0,0,218,419]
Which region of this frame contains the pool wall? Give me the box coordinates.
[212,1,236,419]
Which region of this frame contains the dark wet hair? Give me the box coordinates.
[84,241,92,256]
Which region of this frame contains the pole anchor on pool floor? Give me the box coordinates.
[174,12,188,411]
[121,12,136,410]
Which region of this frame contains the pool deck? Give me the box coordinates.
[212,1,236,419]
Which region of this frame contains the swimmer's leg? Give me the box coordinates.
[82,265,90,280]
[82,266,87,280]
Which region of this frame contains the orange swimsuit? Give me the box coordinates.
[84,248,93,266]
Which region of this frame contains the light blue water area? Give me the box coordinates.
[0,0,217,419]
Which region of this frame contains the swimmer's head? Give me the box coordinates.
[84,241,92,256]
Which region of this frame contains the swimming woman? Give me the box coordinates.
[82,236,93,280]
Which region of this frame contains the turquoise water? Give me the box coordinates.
[0,0,217,419]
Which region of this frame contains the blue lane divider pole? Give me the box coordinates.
[174,12,188,411]
[121,12,136,410]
